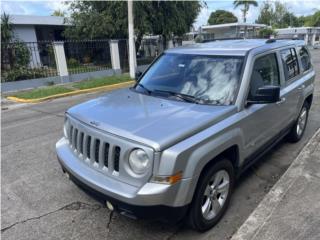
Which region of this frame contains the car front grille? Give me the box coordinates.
[68,123,121,174]
[64,116,154,187]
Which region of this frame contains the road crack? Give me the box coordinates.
[1,201,103,233]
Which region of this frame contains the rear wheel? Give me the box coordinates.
[287,101,309,143]
[186,159,234,232]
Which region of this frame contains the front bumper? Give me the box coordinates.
[56,138,193,220]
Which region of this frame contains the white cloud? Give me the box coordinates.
[1,0,71,16]
[44,0,70,15]
[194,5,211,29]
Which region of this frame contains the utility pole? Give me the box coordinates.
[128,0,137,79]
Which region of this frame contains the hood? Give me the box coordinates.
[67,88,237,151]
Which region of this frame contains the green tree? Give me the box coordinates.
[145,1,201,47]
[273,1,288,28]
[64,1,201,49]
[256,2,302,28]
[256,2,274,26]
[233,0,258,23]
[207,10,238,25]
[305,10,320,26]
[52,9,65,17]
[282,12,299,27]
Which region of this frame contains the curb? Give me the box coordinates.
[231,128,320,240]
[6,81,134,103]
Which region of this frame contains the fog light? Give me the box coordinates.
[106,201,114,211]
[65,172,70,179]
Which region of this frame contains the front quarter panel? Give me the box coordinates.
[156,112,247,204]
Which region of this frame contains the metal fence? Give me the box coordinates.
[1,38,176,83]
[1,41,57,82]
[118,39,129,72]
[64,40,112,75]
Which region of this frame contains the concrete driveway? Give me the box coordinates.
[2,49,320,240]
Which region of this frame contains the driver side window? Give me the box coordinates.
[249,53,280,97]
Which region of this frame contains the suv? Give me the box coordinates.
[56,39,315,231]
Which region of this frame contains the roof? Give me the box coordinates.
[9,15,71,26]
[165,39,305,56]
[201,23,266,30]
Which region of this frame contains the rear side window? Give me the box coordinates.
[298,46,312,72]
[280,48,299,81]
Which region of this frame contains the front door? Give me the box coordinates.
[242,52,283,158]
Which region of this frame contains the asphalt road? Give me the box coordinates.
[2,49,320,240]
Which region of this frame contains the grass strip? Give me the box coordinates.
[11,86,73,100]
[72,74,131,90]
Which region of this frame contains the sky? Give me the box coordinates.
[1,0,319,28]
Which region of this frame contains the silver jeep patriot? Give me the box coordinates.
[56,39,315,231]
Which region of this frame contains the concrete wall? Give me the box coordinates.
[12,25,42,68]
[12,25,38,42]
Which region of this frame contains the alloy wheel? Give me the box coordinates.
[201,170,230,220]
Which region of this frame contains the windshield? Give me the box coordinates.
[136,53,244,105]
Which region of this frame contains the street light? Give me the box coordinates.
[128,0,137,79]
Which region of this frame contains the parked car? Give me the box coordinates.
[56,39,315,231]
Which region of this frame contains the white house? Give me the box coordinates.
[10,14,69,42]
[200,23,267,40]
[8,15,70,68]
[276,27,320,46]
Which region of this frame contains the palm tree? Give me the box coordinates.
[233,0,258,23]
[1,12,13,43]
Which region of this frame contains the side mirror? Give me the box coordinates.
[247,85,280,104]
[135,71,142,81]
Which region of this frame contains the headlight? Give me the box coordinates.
[128,149,150,174]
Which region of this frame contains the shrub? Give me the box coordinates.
[13,41,30,67]
[1,67,48,82]
[258,28,277,38]
[67,58,79,68]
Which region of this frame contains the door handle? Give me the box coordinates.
[276,97,286,105]
[297,84,305,90]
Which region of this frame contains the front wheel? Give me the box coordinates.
[287,101,309,143]
[186,159,234,232]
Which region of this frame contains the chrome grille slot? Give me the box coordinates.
[79,132,84,154]
[104,143,110,168]
[86,136,91,159]
[114,146,121,172]
[69,126,73,146]
[73,128,78,150]
[94,139,100,163]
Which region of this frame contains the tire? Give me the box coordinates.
[287,101,309,143]
[186,159,234,232]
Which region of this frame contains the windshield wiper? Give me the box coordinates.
[137,83,152,95]
[152,89,200,104]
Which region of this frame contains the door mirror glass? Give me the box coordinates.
[248,85,280,104]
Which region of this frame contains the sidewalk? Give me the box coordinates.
[232,128,320,240]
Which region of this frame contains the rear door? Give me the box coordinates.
[278,47,303,125]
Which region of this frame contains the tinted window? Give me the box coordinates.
[280,48,299,80]
[298,46,311,72]
[249,53,279,96]
[137,53,244,105]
